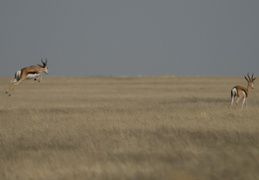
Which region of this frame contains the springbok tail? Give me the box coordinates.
[14,70,21,81]
[231,87,237,98]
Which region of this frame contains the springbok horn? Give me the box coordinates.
[245,74,249,82]
[247,73,251,80]
[41,59,45,65]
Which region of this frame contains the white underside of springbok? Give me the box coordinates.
[11,70,41,83]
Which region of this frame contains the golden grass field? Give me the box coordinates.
[0,76,259,180]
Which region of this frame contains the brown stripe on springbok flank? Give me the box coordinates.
[27,71,39,75]
[239,86,248,97]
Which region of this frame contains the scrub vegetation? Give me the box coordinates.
[0,76,259,180]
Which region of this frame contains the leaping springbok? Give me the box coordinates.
[231,73,256,107]
[6,59,48,96]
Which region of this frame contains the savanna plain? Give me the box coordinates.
[0,76,259,180]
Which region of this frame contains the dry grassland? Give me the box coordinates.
[0,76,259,180]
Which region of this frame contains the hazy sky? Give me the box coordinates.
[1,1,259,77]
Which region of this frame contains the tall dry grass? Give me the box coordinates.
[0,76,259,180]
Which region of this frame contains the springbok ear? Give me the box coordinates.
[251,73,256,81]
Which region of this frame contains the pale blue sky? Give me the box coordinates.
[1,1,259,76]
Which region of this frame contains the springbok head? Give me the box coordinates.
[244,73,256,89]
[38,58,48,74]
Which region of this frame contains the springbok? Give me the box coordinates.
[6,59,48,96]
[231,73,256,107]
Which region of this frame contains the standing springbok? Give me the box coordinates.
[6,59,48,96]
[231,73,256,107]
